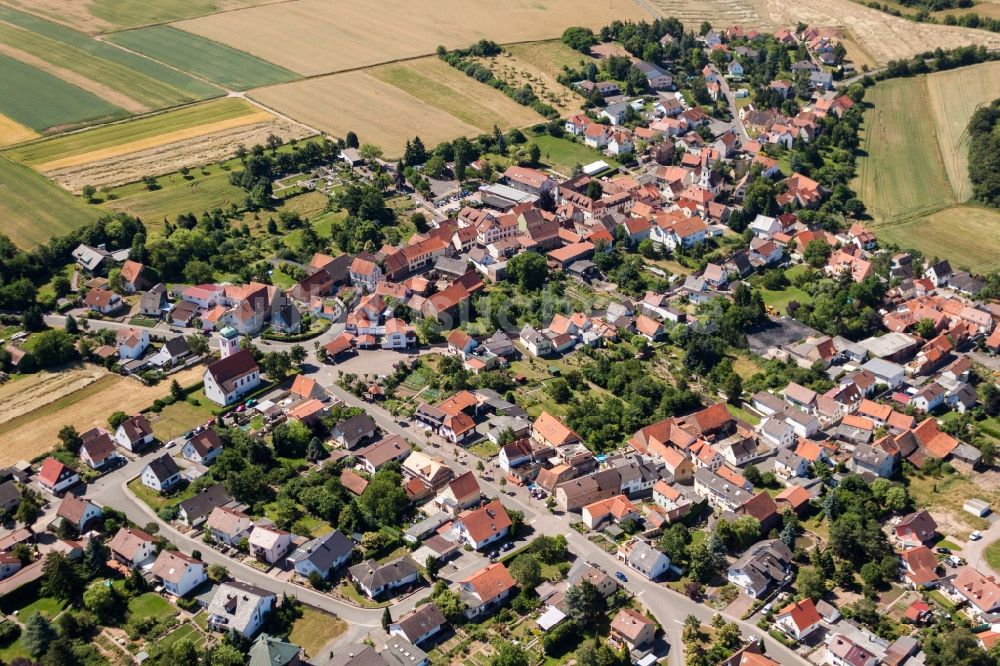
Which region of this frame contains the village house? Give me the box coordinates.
[207,507,254,546]
[349,555,421,599]
[152,550,207,597]
[390,603,448,646]
[115,414,154,452]
[182,429,223,466]
[287,530,353,581]
[249,525,294,565]
[140,455,181,493]
[57,495,103,532]
[207,581,276,638]
[203,332,260,407]
[775,598,822,641]
[109,527,158,569]
[37,457,80,495]
[458,562,518,620]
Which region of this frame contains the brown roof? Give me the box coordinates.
[357,434,411,468]
[205,349,258,392]
[611,607,654,641]
[737,491,778,523]
[151,549,201,584]
[777,598,821,631]
[446,471,481,503]
[775,486,811,511]
[119,414,152,443]
[120,260,144,284]
[340,468,369,495]
[109,527,156,560]
[207,506,252,535]
[57,495,96,525]
[80,433,116,463]
[533,411,579,447]
[186,428,222,457]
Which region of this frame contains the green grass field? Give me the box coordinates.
[289,608,347,657]
[106,26,300,90]
[873,205,1000,272]
[149,389,218,441]
[854,64,1000,270]
[853,76,954,224]
[760,285,812,314]
[0,155,102,248]
[88,0,270,30]
[529,135,618,176]
[7,98,260,167]
[128,592,178,620]
[0,52,125,131]
[100,167,247,229]
[0,7,220,111]
[505,40,589,78]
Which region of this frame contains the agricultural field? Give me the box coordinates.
[1,0,282,33]
[0,114,37,147]
[647,0,769,30]
[369,58,544,132]
[0,52,126,132]
[925,61,1000,202]
[5,98,311,192]
[250,72,482,158]
[0,364,205,466]
[0,155,101,248]
[105,26,301,90]
[761,0,1000,64]
[870,206,1000,272]
[854,75,952,224]
[0,7,220,118]
[174,0,652,76]
[854,62,1000,270]
[478,41,590,115]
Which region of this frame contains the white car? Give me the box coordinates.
[971,531,983,541]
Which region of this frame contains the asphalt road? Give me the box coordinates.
[78,338,809,665]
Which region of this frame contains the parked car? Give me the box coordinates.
[936,547,951,555]
[500,542,514,552]
[971,531,983,541]
[615,571,628,583]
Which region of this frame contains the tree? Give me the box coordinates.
[795,566,826,600]
[306,437,328,462]
[15,489,41,525]
[562,26,596,52]
[509,554,543,589]
[723,372,743,404]
[163,639,200,666]
[83,538,107,578]
[58,425,82,453]
[506,252,548,291]
[382,607,392,631]
[170,379,186,401]
[23,613,54,658]
[346,131,359,148]
[924,628,994,666]
[108,411,129,429]
[545,378,571,404]
[208,564,228,583]
[804,239,832,268]
[290,344,307,365]
[187,333,209,356]
[83,580,117,623]
[212,644,246,666]
[565,581,607,630]
[490,641,530,666]
[64,314,78,334]
[81,185,97,202]
[41,552,81,600]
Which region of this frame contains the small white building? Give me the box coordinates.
[151,550,207,597]
[140,455,181,493]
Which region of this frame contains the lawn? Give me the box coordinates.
[106,26,301,90]
[468,440,500,459]
[0,6,219,112]
[8,98,260,168]
[529,135,619,176]
[149,389,218,441]
[726,403,760,425]
[159,622,203,649]
[128,477,195,512]
[0,154,101,248]
[99,167,247,231]
[288,608,348,658]
[984,538,1000,572]
[760,285,812,315]
[128,592,178,620]
[337,581,390,608]
[505,40,590,79]
[128,315,158,327]
[0,52,124,132]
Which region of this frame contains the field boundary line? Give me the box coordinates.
[91,0,299,37]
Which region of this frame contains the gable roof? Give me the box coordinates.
[777,598,821,631]
[205,349,258,393]
[459,499,511,543]
[462,562,517,602]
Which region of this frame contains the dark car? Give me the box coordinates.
[936,547,951,555]
[500,542,514,552]
[615,571,628,583]
[488,550,499,560]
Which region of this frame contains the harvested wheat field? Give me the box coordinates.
[48,117,310,192]
[175,0,652,76]
[764,0,1000,64]
[926,61,1000,202]
[1,0,284,34]
[250,72,482,157]
[646,0,769,30]
[369,58,544,131]
[0,364,205,465]
[0,114,37,146]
